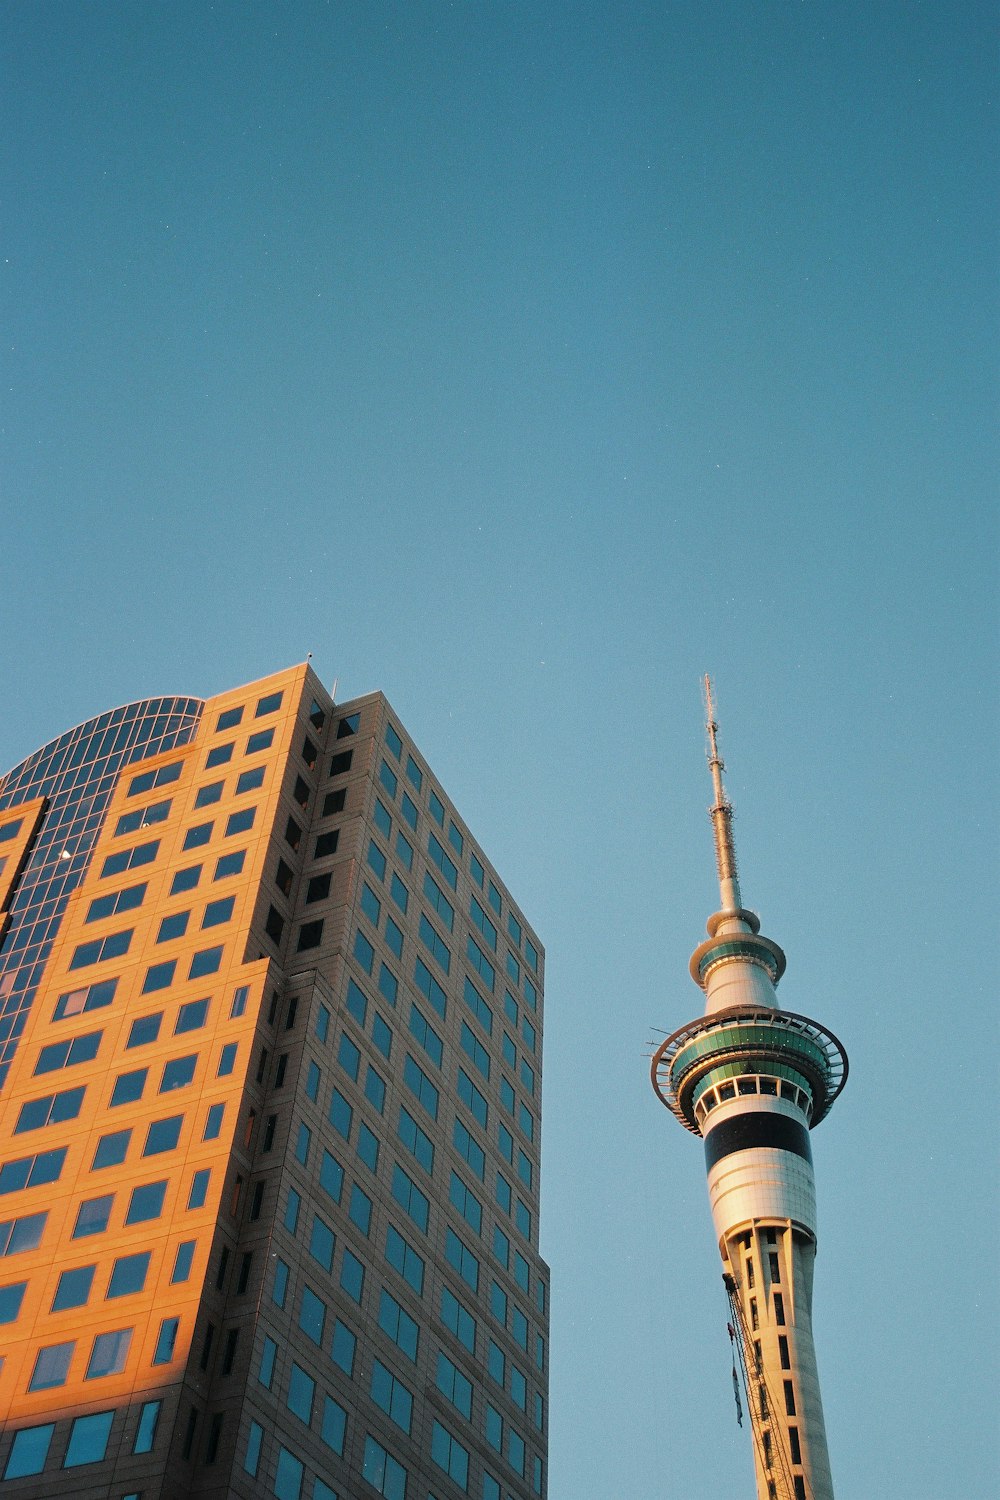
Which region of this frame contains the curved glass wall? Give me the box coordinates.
[0,697,203,1087]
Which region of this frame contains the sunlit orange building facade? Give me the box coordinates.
[0,664,547,1500]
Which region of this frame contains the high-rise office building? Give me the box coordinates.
[0,663,547,1500]
[651,682,847,1500]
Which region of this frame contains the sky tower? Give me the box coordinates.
[651,680,848,1500]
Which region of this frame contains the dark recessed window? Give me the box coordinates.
[323,788,346,816]
[265,906,284,944]
[336,713,360,739]
[329,750,353,776]
[298,921,324,951]
[293,775,310,809]
[285,817,302,852]
[302,737,318,770]
[309,699,325,730]
[315,830,339,858]
[307,873,331,904]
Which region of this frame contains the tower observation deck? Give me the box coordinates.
[651,680,847,1500]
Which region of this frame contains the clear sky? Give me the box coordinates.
[2,3,996,1496]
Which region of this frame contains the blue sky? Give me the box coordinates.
[2,3,996,1496]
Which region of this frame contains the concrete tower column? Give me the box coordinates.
[651,679,847,1500]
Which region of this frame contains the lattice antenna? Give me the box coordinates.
[703,675,743,913]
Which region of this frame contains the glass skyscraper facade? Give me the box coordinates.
[0,663,547,1500]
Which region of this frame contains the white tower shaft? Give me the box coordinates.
[651,680,847,1500]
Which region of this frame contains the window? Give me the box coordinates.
[436,1350,474,1418]
[404,1055,439,1118]
[171,1241,195,1282]
[362,1436,407,1500]
[324,787,346,816]
[107,1251,151,1298]
[385,723,403,758]
[401,791,418,830]
[125,1179,167,1224]
[453,1118,485,1180]
[142,959,176,993]
[332,1318,356,1375]
[397,1106,434,1174]
[243,1419,263,1477]
[134,1399,161,1454]
[29,1340,74,1390]
[485,1404,503,1451]
[358,1124,380,1172]
[460,1023,490,1079]
[287,1362,315,1423]
[12,1085,83,1134]
[385,1224,424,1294]
[379,760,398,797]
[450,1172,483,1234]
[458,1069,488,1129]
[203,895,234,928]
[0,1146,66,1192]
[493,1225,509,1267]
[440,1285,476,1353]
[385,916,404,957]
[431,1421,470,1490]
[299,1284,326,1344]
[0,1279,28,1320]
[371,1358,413,1432]
[215,849,245,879]
[274,1447,304,1500]
[63,1410,115,1468]
[391,1164,430,1233]
[115,801,170,837]
[428,832,457,889]
[445,1228,479,1291]
[361,882,382,925]
[330,749,353,775]
[329,1089,352,1140]
[463,977,493,1034]
[69,929,133,970]
[467,937,496,991]
[143,1115,182,1155]
[409,1003,443,1066]
[340,1247,365,1303]
[53,977,118,1024]
[321,1395,347,1455]
[86,882,147,923]
[101,839,159,878]
[195,780,223,808]
[298,919,324,950]
[414,957,447,1018]
[176,998,209,1033]
[349,1183,373,1235]
[379,1289,419,1360]
[86,1326,132,1378]
[373,801,391,838]
[419,912,452,972]
[309,1213,335,1271]
[217,1042,237,1076]
[354,928,374,973]
[161,1055,197,1092]
[183,821,212,850]
[171,864,201,893]
[189,945,223,978]
[255,690,282,716]
[336,711,360,738]
[488,1340,505,1386]
[4,1423,55,1479]
[471,896,498,951]
[188,1168,211,1208]
[315,828,339,859]
[423,873,454,929]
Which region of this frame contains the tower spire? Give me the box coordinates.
[703,675,742,914]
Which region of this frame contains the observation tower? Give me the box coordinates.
[651,681,847,1500]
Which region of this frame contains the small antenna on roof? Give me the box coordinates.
[703,675,742,913]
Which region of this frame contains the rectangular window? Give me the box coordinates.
[450,1171,483,1234]
[408,1003,443,1067]
[428,832,457,888]
[362,1436,408,1499]
[445,1227,480,1290]
[101,839,159,878]
[423,872,454,929]
[86,1326,132,1378]
[440,1284,476,1352]
[385,1224,424,1294]
[397,1106,435,1174]
[419,913,451,973]
[64,1410,115,1467]
[53,977,117,1021]
[115,801,170,837]
[69,929,133,970]
[170,864,201,893]
[414,957,447,1018]
[15,1086,85,1133]
[379,1288,419,1361]
[431,1419,470,1489]
[403,1054,439,1119]
[86,882,147,923]
[467,936,496,991]
[391,1163,430,1233]
[371,1357,413,1433]
[182,822,212,850]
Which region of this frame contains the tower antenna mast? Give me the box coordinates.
[703,675,742,914]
